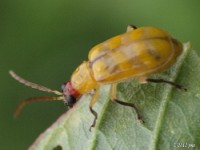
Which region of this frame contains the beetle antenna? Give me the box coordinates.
[14,96,64,117]
[9,70,62,95]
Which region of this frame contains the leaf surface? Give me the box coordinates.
[29,43,200,150]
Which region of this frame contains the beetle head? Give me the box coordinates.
[61,81,81,107]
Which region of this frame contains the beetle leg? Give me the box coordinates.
[146,78,187,91]
[89,88,100,131]
[110,83,144,123]
[126,25,137,32]
[136,76,148,84]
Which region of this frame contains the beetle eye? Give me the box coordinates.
[65,95,76,107]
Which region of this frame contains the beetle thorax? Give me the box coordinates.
[70,61,98,94]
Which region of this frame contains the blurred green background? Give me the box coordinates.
[0,0,199,149]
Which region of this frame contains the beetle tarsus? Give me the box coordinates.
[114,99,144,123]
[89,107,98,131]
[129,25,137,29]
[146,78,187,91]
[127,25,137,32]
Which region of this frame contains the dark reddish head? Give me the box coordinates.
[61,81,81,107]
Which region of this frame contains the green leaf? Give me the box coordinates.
[29,42,200,150]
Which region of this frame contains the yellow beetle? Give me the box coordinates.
[10,25,186,130]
